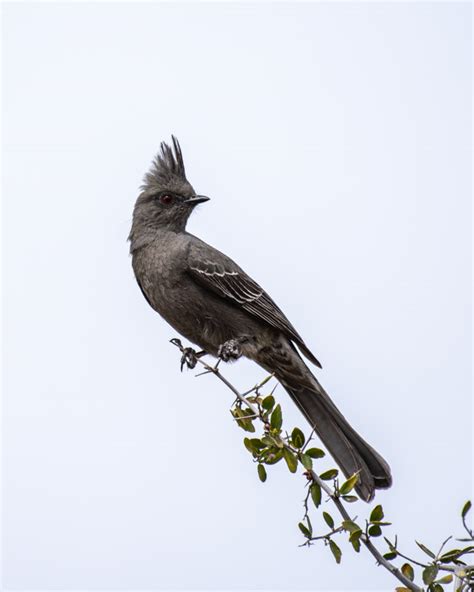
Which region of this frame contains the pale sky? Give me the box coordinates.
[2,2,472,590]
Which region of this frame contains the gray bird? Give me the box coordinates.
[129,136,392,501]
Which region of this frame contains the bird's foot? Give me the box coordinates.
[170,339,206,371]
[181,347,201,371]
[218,339,243,362]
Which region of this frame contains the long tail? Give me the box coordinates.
[256,343,392,501]
[286,380,392,501]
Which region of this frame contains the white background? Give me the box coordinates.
[2,2,472,590]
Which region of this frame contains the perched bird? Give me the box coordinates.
[129,136,392,501]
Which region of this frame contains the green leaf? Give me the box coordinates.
[243,438,255,454]
[416,541,436,559]
[249,438,266,450]
[257,373,274,389]
[269,434,284,448]
[320,469,338,480]
[439,549,462,563]
[262,395,275,411]
[342,495,359,503]
[263,449,283,465]
[283,448,298,473]
[383,551,397,560]
[232,408,255,432]
[339,473,359,495]
[298,522,311,538]
[439,545,474,564]
[422,565,438,585]
[368,524,382,537]
[342,520,361,534]
[350,528,362,541]
[370,504,384,522]
[306,447,325,459]
[262,434,282,448]
[270,404,282,430]
[437,574,453,584]
[257,464,267,482]
[329,539,342,564]
[395,588,411,592]
[323,511,334,529]
[458,545,474,554]
[431,585,443,592]
[349,529,362,553]
[310,482,322,508]
[462,500,472,519]
[401,563,414,582]
[291,427,305,448]
[299,452,313,470]
[351,535,361,553]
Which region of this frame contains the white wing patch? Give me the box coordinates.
[189,266,238,278]
[189,262,263,304]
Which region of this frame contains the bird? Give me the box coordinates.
[129,136,392,501]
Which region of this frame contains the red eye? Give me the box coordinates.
[160,194,173,205]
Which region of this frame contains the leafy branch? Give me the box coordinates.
[171,339,474,592]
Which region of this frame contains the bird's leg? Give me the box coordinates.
[218,338,247,362]
[179,348,207,371]
[170,338,207,371]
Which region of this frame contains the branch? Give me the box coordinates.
[308,470,422,591]
[170,339,472,592]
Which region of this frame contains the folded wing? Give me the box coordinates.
[187,248,321,368]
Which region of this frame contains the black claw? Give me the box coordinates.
[171,339,207,371]
[180,347,198,371]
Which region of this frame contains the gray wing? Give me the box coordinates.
[187,244,322,368]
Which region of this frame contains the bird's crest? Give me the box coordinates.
[142,135,187,190]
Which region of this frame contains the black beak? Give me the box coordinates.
[185,195,210,206]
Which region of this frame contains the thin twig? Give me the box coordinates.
[170,339,259,416]
[231,413,260,421]
[454,565,474,592]
[242,373,275,397]
[308,471,423,592]
[301,427,317,452]
[171,339,423,592]
[392,549,430,569]
[309,526,345,542]
[462,514,474,540]
[437,535,453,559]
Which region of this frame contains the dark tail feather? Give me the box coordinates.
[285,382,392,502]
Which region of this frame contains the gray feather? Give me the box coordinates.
[129,137,393,501]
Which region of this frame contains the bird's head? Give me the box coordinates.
[129,136,209,249]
